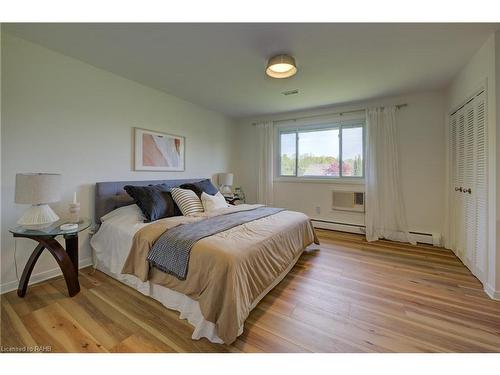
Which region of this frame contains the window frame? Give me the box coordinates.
[277,119,365,180]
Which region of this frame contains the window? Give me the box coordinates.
[279,132,296,176]
[278,121,364,178]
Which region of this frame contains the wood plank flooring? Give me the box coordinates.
[1,230,499,352]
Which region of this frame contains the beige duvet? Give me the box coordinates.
[122,204,319,344]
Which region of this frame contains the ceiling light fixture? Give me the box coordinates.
[266,54,297,79]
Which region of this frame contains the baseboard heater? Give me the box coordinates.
[310,219,441,246]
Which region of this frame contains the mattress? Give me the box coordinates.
[90,204,311,344]
[90,205,226,342]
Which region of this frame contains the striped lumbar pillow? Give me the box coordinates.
[171,187,204,216]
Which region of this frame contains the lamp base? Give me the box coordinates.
[17,204,60,229]
[219,184,233,197]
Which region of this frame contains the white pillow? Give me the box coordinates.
[201,192,230,212]
[171,187,204,216]
[100,204,144,222]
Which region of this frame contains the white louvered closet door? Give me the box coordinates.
[448,90,488,285]
[455,107,466,259]
[473,92,488,281]
[463,100,476,269]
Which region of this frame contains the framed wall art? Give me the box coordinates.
[134,127,185,171]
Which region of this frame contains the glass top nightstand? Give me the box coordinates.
[9,218,90,237]
[9,218,90,298]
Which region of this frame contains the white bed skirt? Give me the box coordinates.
[95,250,305,344]
[95,262,227,343]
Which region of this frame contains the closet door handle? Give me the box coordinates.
[465,188,472,194]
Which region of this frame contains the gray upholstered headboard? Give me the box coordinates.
[94,178,202,223]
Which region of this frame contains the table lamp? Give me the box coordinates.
[15,173,62,229]
[218,173,234,197]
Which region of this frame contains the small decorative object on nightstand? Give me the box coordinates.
[234,187,246,204]
[9,218,90,298]
[226,187,246,205]
[225,196,240,205]
[68,191,81,224]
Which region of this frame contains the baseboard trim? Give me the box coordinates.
[484,284,500,300]
[0,257,93,295]
[311,219,440,246]
[409,232,440,246]
[311,220,365,235]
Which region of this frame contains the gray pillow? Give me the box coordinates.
[124,184,178,222]
[179,179,218,197]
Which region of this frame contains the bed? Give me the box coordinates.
[90,179,319,344]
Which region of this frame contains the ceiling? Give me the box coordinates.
[3,23,499,118]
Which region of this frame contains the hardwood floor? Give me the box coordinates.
[1,230,500,353]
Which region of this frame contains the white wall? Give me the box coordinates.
[445,32,499,298]
[1,33,236,292]
[235,91,446,238]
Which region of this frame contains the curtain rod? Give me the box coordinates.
[251,103,408,126]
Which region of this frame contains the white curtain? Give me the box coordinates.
[365,106,415,245]
[256,121,274,205]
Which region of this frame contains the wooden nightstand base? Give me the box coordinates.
[14,234,80,298]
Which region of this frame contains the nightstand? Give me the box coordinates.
[9,218,90,298]
[224,196,241,205]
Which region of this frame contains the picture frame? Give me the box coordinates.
[134,127,185,171]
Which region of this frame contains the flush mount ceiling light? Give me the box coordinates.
[266,54,297,79]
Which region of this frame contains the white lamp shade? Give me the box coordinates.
[218,173,234,186]
[15,173,62,204]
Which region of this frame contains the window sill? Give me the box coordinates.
[274,177,365,185]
